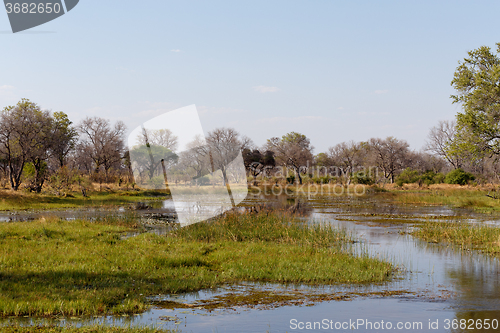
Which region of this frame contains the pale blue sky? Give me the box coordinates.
[1,0,499,153]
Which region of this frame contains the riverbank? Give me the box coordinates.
[0,189,169,211]
[0,211,392,318]
[0,325,171,333]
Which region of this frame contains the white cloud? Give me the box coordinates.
[337,107,344,110]
[171,49,181,53]
[253,85,280,93]
[373,89,389,94]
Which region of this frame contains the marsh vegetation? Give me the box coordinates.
[0,210,392,318]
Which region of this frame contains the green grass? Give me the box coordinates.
[0,190,169,211]
[413,221,500,255]
[388,188,500,213]
[0,325,172,333]
[0,212,392,318]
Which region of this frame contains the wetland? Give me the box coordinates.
[1,187,500,332]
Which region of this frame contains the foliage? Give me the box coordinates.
[352,171,374,185]
[197,175,210,185]
[395,168,420,186]
[311,175,333,184]
[0,99,55,191]
[48,166,80,196]
[242,149,275,185]
[451,43,500,157]
[267,132,314,185]
[445,168,475,185]
[395,168,445,187]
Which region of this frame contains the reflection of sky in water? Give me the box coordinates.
[3,195,500,332]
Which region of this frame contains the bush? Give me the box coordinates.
[197,176,211,185]
[419,171,445,186]
[147,176,166,189]
[286,174,295,184]
[432,172,445,184]
[395,168,420,187]
[311,175,333,184]
[352,171,374,185]
[445,168,475,185]
[396,169,445,187]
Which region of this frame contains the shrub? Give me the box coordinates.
[419,171,445,186]
[445,168,475,185]
[352,171,374,185]
[147,176,166,189]
[197,176,211,185]
[396,169,445,187]
[395,168,420,187]
[311,175,333,184]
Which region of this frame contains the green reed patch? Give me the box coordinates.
[0,325,171,333]
[0,190,169,211]
[413,221,500,255]
[390,189,500,213]
[0,213,392,318]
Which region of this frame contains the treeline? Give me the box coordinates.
[1,43,499,193]
[0,98,492,194]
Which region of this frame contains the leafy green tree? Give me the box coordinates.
[451,43,500,157]
[51,111,78,168]
[242,149,275,185]
[0,99,53,191]
[266,132,313,185]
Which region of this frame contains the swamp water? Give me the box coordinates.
[3,194,500,332]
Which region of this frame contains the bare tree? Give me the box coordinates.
[179,135,210,182]
[77,117,126,182]
[137,128,178,152]
[368,137,410,183]
[206,127,242,186]
[426,120,462,169]
[328,141,363,184]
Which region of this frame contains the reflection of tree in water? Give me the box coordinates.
[242,194,312,216]
[445,257,500,332]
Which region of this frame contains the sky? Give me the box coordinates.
[1,0,499,153]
